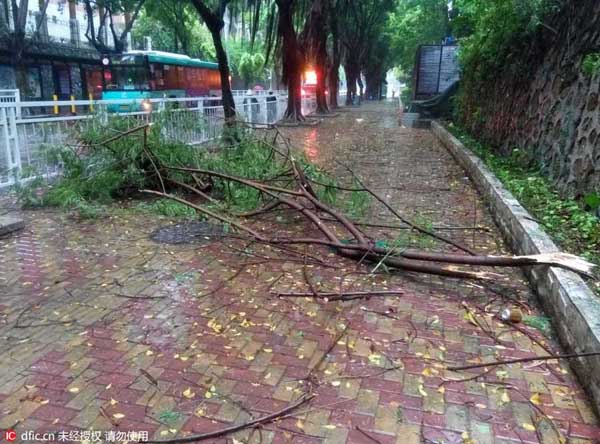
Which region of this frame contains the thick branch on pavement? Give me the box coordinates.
[142,393,314,443]
[143,142,596,282]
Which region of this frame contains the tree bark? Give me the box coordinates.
[276,0,304,120]
[191,0,236,124]
[301,0,329,114]
[328,0,340,109]
[6,0,49,96]
[211,29,236,122]
[344,63,358,106]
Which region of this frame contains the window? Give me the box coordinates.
[27,67,43,98]
[105,66,150,91]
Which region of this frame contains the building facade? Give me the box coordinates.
[0,0,127,100]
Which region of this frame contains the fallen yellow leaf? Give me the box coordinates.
[463,311,478,326]
[183,388,195,399]
[368,353,383,365]
[530,393,541,405]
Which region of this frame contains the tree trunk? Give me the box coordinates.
[276,0,304,120]
[327,0,340,109]
[315,63,328,114]
[302,0,329,115]
[328,64,339,108]
[357,74,364,103]
[191,0,236,124]
[15,62,30,97]
[210,29,236,122]
[344,64,356,106]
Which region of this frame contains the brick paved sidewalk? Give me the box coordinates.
[0,102,598,444]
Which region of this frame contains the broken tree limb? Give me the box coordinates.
[143,134,596,282]
[276,290,404,300]
[401,251,596,278]
[332,161,477,255]
[141,393,314,443]
[448,351,600,371]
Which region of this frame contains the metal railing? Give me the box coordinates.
[0,91,322,188]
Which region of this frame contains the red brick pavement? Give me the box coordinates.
[0,102,598,444]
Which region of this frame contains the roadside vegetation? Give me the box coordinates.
[447,123,600,294]
[13,119,369,222]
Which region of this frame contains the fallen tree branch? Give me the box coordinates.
[142,133,595,282]
[276,290,404,301]
[355,426,385,444]
[448,351,600,371]
[141,393,314,443]
[333,161,477,255]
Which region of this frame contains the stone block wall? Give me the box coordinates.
[459,0,600,197]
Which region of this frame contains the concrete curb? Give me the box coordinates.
[0,215,25,236]
[431,121,600,414]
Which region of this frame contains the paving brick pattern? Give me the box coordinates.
[0,102,598,443]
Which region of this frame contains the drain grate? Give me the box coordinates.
[150,221,224,245]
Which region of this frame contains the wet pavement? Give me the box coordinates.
[1,102,599,443]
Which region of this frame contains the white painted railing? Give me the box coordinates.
[0,91,323,188]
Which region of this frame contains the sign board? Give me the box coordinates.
[414,45,459,99]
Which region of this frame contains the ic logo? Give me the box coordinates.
[5,429,17,442]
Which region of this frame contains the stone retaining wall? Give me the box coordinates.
[457,0,600,197]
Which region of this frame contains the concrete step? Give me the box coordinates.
[0,215,25,236]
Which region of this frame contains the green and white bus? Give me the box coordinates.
[101,50,221,110]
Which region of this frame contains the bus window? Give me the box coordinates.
[149,64,165,89]
[105,65,149,91]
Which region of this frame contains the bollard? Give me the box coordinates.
[88,93,94,112]
[70,95,76,114]
[53,94,59,114]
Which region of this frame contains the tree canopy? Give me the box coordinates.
[121,0,569,121]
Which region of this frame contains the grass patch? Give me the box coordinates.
[446,123,600,294]
[134,198,198,218]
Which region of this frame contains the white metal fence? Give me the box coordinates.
[0,90,321,188]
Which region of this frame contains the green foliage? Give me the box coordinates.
[135,198,197,218]
[238,52,266,87]
[158,409,183,424]
[453,0,561,82]
[132,2,215,59]
[13,116,203,218]
[582,53,600,77]
[523,315,552,335]
[584,192,600,211]
[226,38,270,83]
[447,123,600,277]
[344,180,370,219]
[14,115,369,225]
[199,135,369,216]
[385,0,449,102]
[387,0,449,72]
